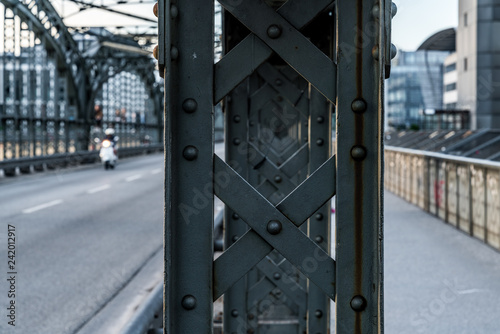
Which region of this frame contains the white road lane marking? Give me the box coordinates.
[151,168,162,175]
[126,174,143,182]
[23,199,63,214]
[87,184,111,194]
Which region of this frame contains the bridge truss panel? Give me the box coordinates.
[161,0,391,332]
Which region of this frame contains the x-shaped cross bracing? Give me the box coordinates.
[215,0,336,103]
[213,155,336,300]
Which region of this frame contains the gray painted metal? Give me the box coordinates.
[161,0,389,332]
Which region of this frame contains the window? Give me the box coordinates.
[464,12,468,26]
[445,63,456,73]
[445,83,457,92]
[464,58,468,71]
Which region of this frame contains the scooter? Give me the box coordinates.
[99,139,118,170]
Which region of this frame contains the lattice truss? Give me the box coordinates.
[161,0,393,332]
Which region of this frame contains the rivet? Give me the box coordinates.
[317,116,324,123]
[392,2,398,17]
[182,98,197,113]
[233,138,241,146]
[391,43,398,59]
[315,309,323,318]
[267,220,282,235]
[275,79,283,86]
[232,213,239,220]
[274,175,282,183]
[267,24,282,39]
[351,145,367,161]
[372,45,380,60]
[181,295,197,310]
[351,98,367,113]
[350,295,367,312]
[170,5,178,18]
[231,309,239,317]
[273,272,281,280]
[232,235,239,242]
[233,115,241,123]
[153,45,159,60]
[183,146,198,160]
[316,139,324,146]
[248,313,255,320]
[315,213,323,221]
[153,3,158,17]
[170,46,179,60]
[315,235,323,243]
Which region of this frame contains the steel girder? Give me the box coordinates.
[161,0,394,333]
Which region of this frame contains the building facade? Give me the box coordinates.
[457,0,500,129]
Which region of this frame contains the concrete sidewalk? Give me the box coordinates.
[384,191,500,334]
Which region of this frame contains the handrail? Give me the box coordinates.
[386,145,500,169]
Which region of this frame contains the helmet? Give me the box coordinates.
[105,128,115,135]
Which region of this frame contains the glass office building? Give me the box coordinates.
[386,50,451,130]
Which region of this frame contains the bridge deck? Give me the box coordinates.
[384,191,500,333]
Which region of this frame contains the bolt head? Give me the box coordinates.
[315,213,323,221]
[267,25,282,39]
[183,146,198,161]
[274,175,282,183]
[316,138,324,146]
[181,295,197,310]
[267,220,282,235]
[231,309,239,317]
[315,235,323,243]
[153,2,158,17]
[350,295,367,312]
[232,235,239,242]
[170,5,178,18]
[182,98,197,113]
[170,46,179,60]
[315,309,323,318]
[351,99,367,113]
[317,116,324,123]
[392,2,398,17]
[232,213,239,220]
[233,138,241,146]
[233,115,241,123]
[275,79,283,86]
[273,272,281,280]
[351,145,367,161]
[390,43,398,59]
[153,45,159,60]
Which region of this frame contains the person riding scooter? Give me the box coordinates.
[99,128,118,169]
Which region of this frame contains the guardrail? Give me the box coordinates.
[0,144,163,176]
[385,146,500,251]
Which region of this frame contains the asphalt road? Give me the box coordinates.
[0,154,164,334]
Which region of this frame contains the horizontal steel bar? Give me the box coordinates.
[0,144,164,170]
[386,145,500,169]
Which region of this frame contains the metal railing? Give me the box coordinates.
[0,144,163,175]
[385,146,500,251]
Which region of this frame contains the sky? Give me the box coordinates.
[392,0,458,51]
[52,0,459,52]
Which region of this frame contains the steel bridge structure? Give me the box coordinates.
[0,0,163,175]
[158,0,396,333]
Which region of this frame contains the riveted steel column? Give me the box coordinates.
[223,81,250,334]
[336,0,385,333]
[162,0,215,332]
[308,86,332,333]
